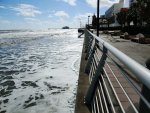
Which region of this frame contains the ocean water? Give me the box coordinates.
[0,29,83,113]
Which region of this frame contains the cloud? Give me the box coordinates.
[0,6,5,9]
[24,17,48,24]
[62,0,76,6]
[24,17,52,29]
[85,0,119,8]
[24,17,39,21]
[74,13,93,20]
[0,20,10,24]
[54,11,69,18]
[11,4,42,17]
[74,13,93,27]
[48,15,53,18]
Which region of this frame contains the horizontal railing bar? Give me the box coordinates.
[94,51,98,63]
[90,65,94,83]
[93,54,98,68]
[94,51,100,65]
[91,62,96,82]
[90,62,95,83]
[98,80,110,113]
[107,54,141,89]
[89,56,94,81]
[95,52,100,62]
[87,30,150,90]
[93,98,96,113]
[106,56,150,109]
[95,95,100,113]
[89,62,94,83]
[93,56,97,73]
[103,67,126,113]
[95,46,101,57]
[97,87,105,113]
[94,97,98,113]
[106,63,139,113]
[92,103,94,113]
[101,74,116,113]
[87,47,93,60]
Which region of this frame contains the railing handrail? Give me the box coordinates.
[87,29,150,90]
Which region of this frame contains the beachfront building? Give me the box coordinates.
[105,0,128,26]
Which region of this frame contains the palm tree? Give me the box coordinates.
[116,11,127,28]
[137,0,150,26]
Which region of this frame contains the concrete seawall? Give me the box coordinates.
[74,37,90,113]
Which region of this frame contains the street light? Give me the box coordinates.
[78,18,82,28]
[88,16,90,25]
[97,0,100,36]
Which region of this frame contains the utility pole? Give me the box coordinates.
[97,0,100,36]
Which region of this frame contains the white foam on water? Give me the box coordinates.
[0,29,83,113]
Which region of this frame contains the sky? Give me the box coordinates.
[0,0,128,30]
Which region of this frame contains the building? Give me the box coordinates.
[105,0,128,26]
[105,0,125,18]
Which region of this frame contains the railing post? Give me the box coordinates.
[84,29,88,52]
[85,39,96,74]
[84,46,108,108]
[85,37,94,60]
[139,58,150,113]
[84,30,92,53]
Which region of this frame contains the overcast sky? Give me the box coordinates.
[0,0,128,30]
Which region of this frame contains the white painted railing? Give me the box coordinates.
[84,29,150,113]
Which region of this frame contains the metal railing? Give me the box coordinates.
[84,29,150,113]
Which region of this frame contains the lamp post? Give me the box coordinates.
[97,0,100,36]
[78,18,81,28]
[88,16,90,26]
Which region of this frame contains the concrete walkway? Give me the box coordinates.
[100,33,150,65]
